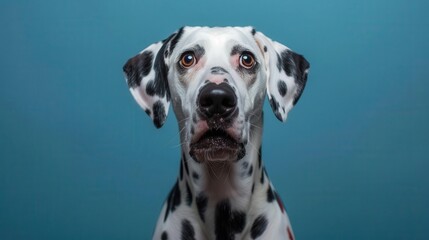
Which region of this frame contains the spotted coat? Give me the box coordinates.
[123,26,310,240]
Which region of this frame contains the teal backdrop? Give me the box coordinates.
[1,0,428,239]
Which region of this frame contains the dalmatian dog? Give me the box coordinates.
[123,26,309,240]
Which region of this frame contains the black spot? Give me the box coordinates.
[264,46,267,52]
[251,182,255,193]
[139,52,153,77]
[152,101,166,129]
[277,80,287,97]
[269,96,279,113]
[267,185,275,202]
[193,44,206,59]
[161,231,168,240]
[161,33,175,53]
[260,168,265,184]
[236,143,246,161]
[230,44,248,56]
[258,147,262,169]
[196,193,208,222]
[164,197,171,222]
[231,211,246,234]
[215,200,247,240]
[278,50,310,106]
[169,27,184,55]
[145,80,156,96]
[242,161,249,169]
[172,183,181,210]
[190,126,194,135]
[181,219,196,240]
[291,52,310,106]
[250,215,268,239]
[161,37,169,44]
[251,28,256,35]
[293,80,306,105]
[153,45,171,101]
[276,53,282,72]
[164,181,181,222]
[144,109,151,116]
[247,165,253,176]
[290,50,310,82]
[268,97,282,121]
[123,51,153,88]
[186,182,193,206]
[180,161,184,181]
[183,154,190,176]
[279,50,294,76]
[211,66,229,75]
[192,171,199,180]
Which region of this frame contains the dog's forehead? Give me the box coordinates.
[183,26,254,41]
[173,26,258,55]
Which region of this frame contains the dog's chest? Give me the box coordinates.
[153,177,294,240]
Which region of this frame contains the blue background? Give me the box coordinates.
[1,0,428,239]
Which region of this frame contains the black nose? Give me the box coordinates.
[198,82,237,119]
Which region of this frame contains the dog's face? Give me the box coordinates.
[123,26,309,163]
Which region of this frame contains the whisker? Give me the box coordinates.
[170,142,187,149]
[249,122,262,130]
[224,162,232,184]
[166,117,190,147]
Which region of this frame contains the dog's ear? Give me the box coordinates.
[123,28,184,128]
[254,31,310,122]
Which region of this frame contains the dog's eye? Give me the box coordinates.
[239,52,255,69]
[180,52,196,68]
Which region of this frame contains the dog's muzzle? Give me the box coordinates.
[190,82,245,162]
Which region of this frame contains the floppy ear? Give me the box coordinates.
[254,31,310,122]
[123,28,184,128]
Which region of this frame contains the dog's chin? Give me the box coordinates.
[189,130,245,163]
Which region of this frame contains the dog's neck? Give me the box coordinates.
[181,138,264,203]
[176,112,270,237]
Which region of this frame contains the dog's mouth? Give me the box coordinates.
[189,129,245,162]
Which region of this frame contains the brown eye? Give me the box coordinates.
[180,52,196,68]
[239,52,255,69]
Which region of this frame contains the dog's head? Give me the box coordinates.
[123,27,309,163]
